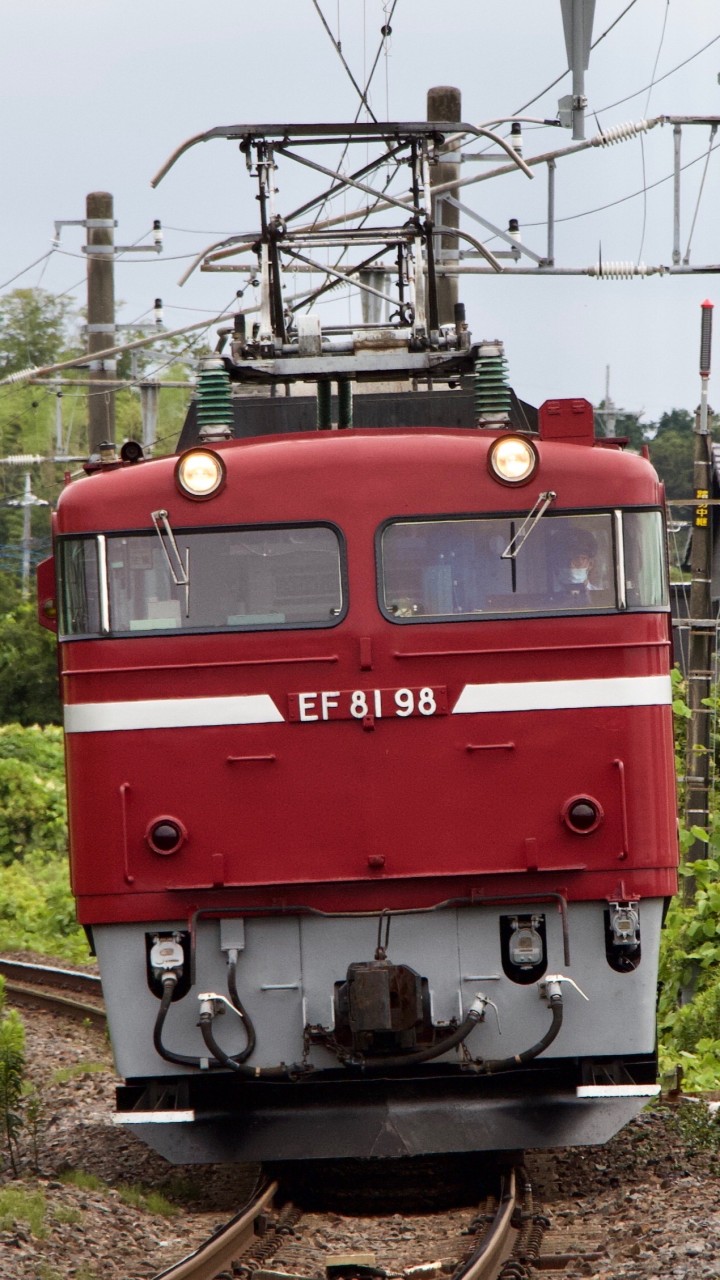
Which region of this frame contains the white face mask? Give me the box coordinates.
[570,566,589,584]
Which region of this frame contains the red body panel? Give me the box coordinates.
[55,429,679,924]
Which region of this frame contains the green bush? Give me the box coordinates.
[0,725,67,867]
[0,850,86,961]
[0,980,26,1175]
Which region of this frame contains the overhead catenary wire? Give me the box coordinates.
[310,0,378,122]
[683,124,718,264]
[0,250,55,292]
[494,0,642,121]
[505,131,720,232]
[636,0,671,263]
[597,29,720,115]
[308,1,400,236]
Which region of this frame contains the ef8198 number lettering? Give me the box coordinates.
[288,686,448,723]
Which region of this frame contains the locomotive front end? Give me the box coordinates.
[47,396,678,1163]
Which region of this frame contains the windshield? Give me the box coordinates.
[58,524,345,637]
[379,510,667,620]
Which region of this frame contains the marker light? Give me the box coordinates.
[176,449,226,499]
[146,818,186,856]
[563,796,603,834]
[488,435,538,484]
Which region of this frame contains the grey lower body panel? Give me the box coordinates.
[116,1086,656,1163]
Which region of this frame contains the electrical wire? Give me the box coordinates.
[636,0,671,262]
[0,251,55,292]
[310,0,378,121]
[307,2,399,232]
[518,135,720,230]
[597,30,720,114]
[509,0,641,118]
[683,123,718,263]
[164,225,236,236]
[301,2,401,309]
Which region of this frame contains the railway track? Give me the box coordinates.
[147,1164,606,1280]
[0,956,106,1027]
[0,957,611,1279]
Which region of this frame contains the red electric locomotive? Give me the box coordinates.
[38,124,678,1164]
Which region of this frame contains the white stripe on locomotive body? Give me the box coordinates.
[451,674,672,715]
[64,675,671,734]
[64,693,284,734]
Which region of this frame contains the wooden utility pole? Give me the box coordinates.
[684,299,714,902]
[86,192,116,455]
[428,86,460,327]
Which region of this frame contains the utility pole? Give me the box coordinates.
[603,365,616,438]
[684,299,714,903]
[594,366,618,437]
[86,192,116,455]
[428,85,461,326]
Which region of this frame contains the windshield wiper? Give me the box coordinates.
[151,509,190,616]
[501,490,557,560]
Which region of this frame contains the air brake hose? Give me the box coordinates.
[153,958,258,1070]
[340,1005,486,1072]
[477,994,564,1074]
[153,974,223,1069]
[227,953,257,1062]
[198,1009,311,1080]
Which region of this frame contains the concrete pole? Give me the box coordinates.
[604,365,616,438]
[427,86,460,327]
[684,301,714,903]
[86,192,116,455]
[20,472,32,600]
[140,382,159,454]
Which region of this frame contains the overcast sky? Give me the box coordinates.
[1,0,720,426]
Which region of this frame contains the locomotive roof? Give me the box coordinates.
[56,428,662,535]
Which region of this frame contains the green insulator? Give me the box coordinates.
[474,341,511,425]
[196,360,233,431]
[338,378,353,428]
[317,380,332,430]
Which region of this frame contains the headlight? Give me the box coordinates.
[488,435,538,484]
[175,449,226,499]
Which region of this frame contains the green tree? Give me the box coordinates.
[655,408,695,437]
[648,410,694,500]
[0,601,61,725]
[0,288,79,378]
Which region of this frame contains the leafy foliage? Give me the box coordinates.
[0,289,79,379]
[0,725,66,861]
[0,979,26,1175]
[0,725,86,960]
[0,601,61,726]
[657,672,720,1090]
[648,414,694,501]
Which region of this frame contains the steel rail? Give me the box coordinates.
[2,981,106,1028]
[453,1169,517,1280]
[0,957,101,995]
[149,1180,279,1280]
[0,958,105,1027]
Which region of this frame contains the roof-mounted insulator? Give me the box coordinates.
[474,340,511,428]
[591,120,649,147]
[196,357,233,441]
[589,261,650,280]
